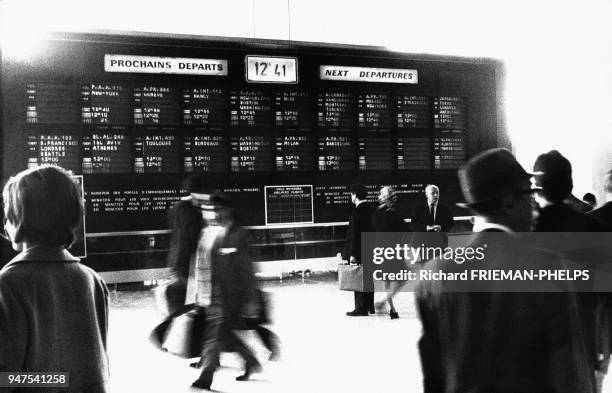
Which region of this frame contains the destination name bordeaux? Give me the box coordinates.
[371,245,590,282]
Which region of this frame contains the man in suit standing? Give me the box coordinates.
[590,170,612,226]
[411,184,455,249]
[415,148,594,393]
[342,183,374,316]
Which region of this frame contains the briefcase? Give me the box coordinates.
[338,263,364,291]
[150,304,206,359]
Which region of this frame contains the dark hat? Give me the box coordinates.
[208,192,233,210]
[457,148,538,208]
[533,150,572,202]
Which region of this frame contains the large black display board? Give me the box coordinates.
[1,32,506,269]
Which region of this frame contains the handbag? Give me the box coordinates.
[338,263,364,291]
[240,289,271,329]
[149,304,206,359]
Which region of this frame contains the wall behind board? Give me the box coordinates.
[1,0,611,198]
[0,0,612,198]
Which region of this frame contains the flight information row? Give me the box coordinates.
[25,82,467,129]
[27,131,466,174]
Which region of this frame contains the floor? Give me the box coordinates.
[106,273,612,393]
[107,273,423,393]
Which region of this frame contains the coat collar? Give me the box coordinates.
[7,246,79,266]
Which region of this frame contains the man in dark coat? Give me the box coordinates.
[415,148,595,393]
[532,151,609,390]
[342,183,374,316]
[411,184,455,250]
[191,193,260,390]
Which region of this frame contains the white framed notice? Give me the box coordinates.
[264,185,314,225]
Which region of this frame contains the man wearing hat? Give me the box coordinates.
[415,148,595,393]
[191,193,261,390]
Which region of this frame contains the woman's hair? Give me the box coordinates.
[3,165,83,247]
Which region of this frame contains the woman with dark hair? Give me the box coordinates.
[372,186,408,319]
[0,165,109,393]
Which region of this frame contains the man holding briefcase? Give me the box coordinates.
[342,183,374,316]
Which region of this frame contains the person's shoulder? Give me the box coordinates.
[589,202,612,220]
[357,202,373,214]
[571,208,607,230]
[439,203,453,213]
[411,202,427,214]
[0,261,36,282]
[73,263,107,287]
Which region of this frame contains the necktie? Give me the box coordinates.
[429,204,434,221]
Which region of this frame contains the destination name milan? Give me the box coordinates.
[373,269,591,281]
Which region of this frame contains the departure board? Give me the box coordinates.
[82,133,132,174]
[133,86,181,126]
[230,135,273,172]
[265,185,313,225]
[184,135,228,173]
[26,83,81,124]
[357,93,393,128]
[275,135,314,171]
[317,135,354,171]
[434,96,467,129]
[82,83,131,125]
[397,136,432,170]
[27,134,81,173]
[230,90,272,127]
[134,134,181,173]
[397,95,431,128]
[2,31,507,243]
[357,136,394,170]
[317,92,354,128]
[183,88,228,127]
[434,130,466,169]
[274,91,313,129]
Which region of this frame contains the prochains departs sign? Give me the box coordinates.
[320,65,417,84]
[104,55,228,76]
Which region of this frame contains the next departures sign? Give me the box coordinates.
[320,65,418,84]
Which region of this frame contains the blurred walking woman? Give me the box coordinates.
[0,166,109,393]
